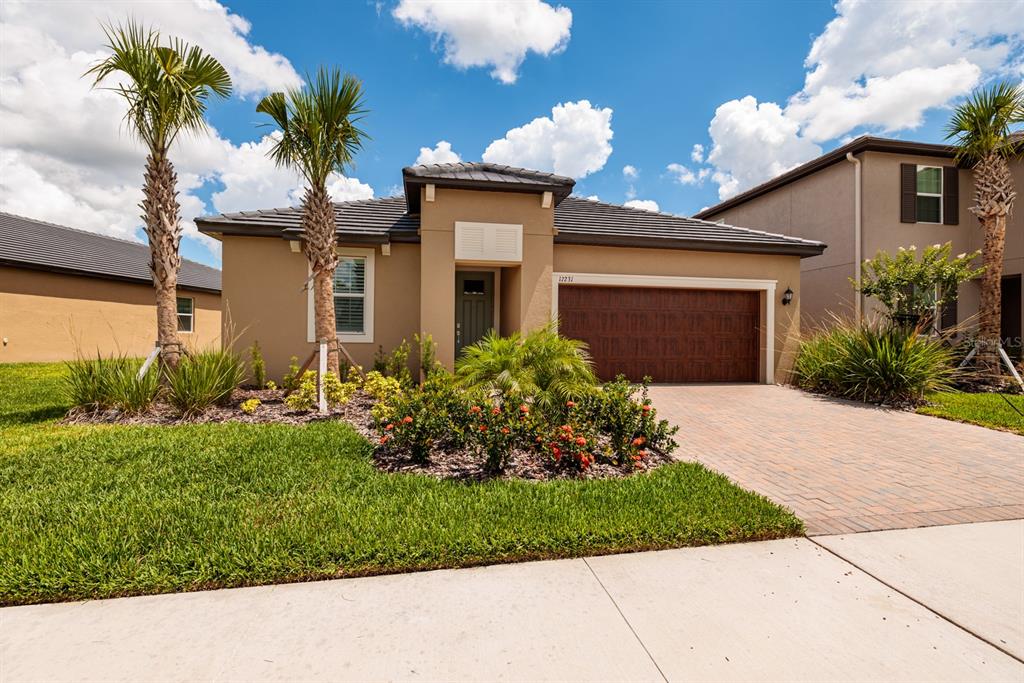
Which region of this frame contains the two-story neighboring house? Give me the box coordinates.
[695,136,1023,354]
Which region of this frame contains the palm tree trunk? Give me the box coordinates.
[970,152,1014,378]
[303,185,340,374]
[142,154,183,369]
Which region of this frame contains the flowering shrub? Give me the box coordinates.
[540,416,597,471]
[587,376,678,466]
[465,401,536,473]
[240,398,261,415]
[376,371,471,462]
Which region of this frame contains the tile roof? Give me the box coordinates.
[402,162,575,188]
[197,194,825,257]
[0,212,221,292]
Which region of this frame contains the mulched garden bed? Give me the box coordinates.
[63,388,674,482]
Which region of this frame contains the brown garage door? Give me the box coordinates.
[558,285,760,383]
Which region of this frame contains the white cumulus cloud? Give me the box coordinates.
[482,100,613,178]
[0,1,371,264]
[622,164,638,179]
[666,162,711,186]
[392,0,572,84]
[690,144,704,163]
[699,0,1024,200]
[415,140,462,165]
[624,199,659,212]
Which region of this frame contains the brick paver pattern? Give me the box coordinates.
[649,384,1024,535]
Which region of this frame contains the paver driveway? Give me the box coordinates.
[649,384,1024,535]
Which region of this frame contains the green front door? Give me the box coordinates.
[455,271,495,354]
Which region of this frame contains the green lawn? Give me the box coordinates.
[918,391,1024,435]
[0,362,801,606]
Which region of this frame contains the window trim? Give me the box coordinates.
[915,165,943,224]
[307,246,375,344]
[176,296,194,334]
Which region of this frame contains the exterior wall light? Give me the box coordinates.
[782,287,794,306]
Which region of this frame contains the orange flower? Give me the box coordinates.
[379,435,390,444]
[500,427,510,434]
[519,404,530,413]
[402,416,413,424]
[384,423,394,431]
[470,405,482,414]
[631,436,645,447]
[637,449,647,458]
[491,406,501,415]
[566,401,576,408]
[641,404,651,413]
[575,436,587,446]
[479,425,488,432]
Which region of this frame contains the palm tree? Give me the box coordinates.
[87,21,231,369]
[945,81,1024,378]
[256,68,367,375]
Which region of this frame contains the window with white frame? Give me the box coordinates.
[334,256,367,334]
[307,248,375,343]
[916,166,943,224]
[176,297,194,333]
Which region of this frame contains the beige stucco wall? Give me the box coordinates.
[0,266,220,362]
[419,187,554,367]
[708,160,853,326]
[219,236,421,381]
[553,245,804,381]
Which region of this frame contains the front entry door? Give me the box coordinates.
[455,271,495,355]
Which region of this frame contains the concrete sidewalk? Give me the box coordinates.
[2,524,1022,682]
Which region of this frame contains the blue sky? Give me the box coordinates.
[2,0,1022,268]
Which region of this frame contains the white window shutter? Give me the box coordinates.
[454,222,522,262]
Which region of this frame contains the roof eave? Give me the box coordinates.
[0,258,221,294]
[402,176,574,213]
[553,232,827,258]
[694,136,960,219]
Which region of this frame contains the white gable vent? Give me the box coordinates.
[454,222,523,262]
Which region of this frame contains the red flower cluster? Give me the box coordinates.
[546,423,593,469]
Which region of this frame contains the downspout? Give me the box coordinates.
[846,152,862,322]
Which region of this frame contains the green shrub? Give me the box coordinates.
[164,350,245,417]
[64,354,158,414]
[282,356,302,391]
[363,371,404,403]
[240,398,261,415]
[456,322,597,416]
[106,360,161,414]
[416,332,440,378]
[794,318,957,403]
[373,340,412,386]
[64,353,126,410]
[284,371,318,412]
[249,341,266,389]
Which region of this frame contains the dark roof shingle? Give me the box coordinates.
[197,193,824,257]
[0,212,221,292]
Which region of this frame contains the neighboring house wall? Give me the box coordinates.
[553,245,803,380]
[705,161,855,327]
[0,266,220,362]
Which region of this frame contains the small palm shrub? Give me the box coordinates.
[794,318,956,404]
[164,349,245,416]
[64,354,159,413]
[456,323,597,416]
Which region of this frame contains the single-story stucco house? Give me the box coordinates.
[196,163,826,383]
[0,212,222,362]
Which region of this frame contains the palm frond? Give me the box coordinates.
[945,80,1024,165]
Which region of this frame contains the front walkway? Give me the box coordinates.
[649,384,1024,535]
[3,522,1021,682]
